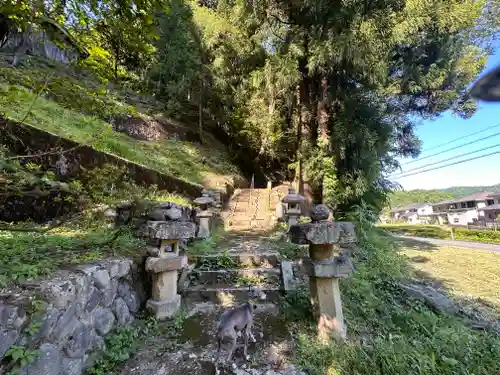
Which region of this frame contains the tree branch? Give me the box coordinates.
[5,144,83,160]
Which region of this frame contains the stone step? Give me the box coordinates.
[190,251,280,268]
[181,284,282,306]
[191,268,281,286]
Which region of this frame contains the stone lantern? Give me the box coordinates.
[142,221,196,319]
[193,195,215,238]
[289,204,357,342]
[281,188,305,227]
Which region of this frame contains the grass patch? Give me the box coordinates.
[401,243,500,311]
[0,218,145,288]
[0,58,242,188]
[87,311,188,375]
[281,227,500,375]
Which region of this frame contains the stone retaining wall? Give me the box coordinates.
[0,258,147,375]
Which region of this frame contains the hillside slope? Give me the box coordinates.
[0,56,243,191]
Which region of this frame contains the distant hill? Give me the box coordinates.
[439,184,500,196]
[388,182,500,210]
[388,190,456,210]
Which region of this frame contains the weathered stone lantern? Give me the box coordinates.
[281,188,305,227]
[142,221,196,319]
[289,204,357,342]
[193,195,215,238]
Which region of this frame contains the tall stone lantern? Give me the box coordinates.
[193,195,215,238]
[281,188,305,227]
[289,204,357,342]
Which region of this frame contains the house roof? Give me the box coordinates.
[390,203,429,213]
[432,191,498,206]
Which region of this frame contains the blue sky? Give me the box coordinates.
[392,46,500,191]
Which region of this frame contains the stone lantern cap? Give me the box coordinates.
[193,196,214,206]
[282,193,305,204]
[142,221,196,240]
[289,221,357,245]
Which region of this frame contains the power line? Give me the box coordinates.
[401,130,500,166]
[391,143,500,177]
[392,151,500,179]
[421,122,500,153]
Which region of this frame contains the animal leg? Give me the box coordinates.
[226,331,238,362]
[243,325,249,360]
[215,336,222,362]
[246,321,257,343]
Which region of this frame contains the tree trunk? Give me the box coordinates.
[199,78,203,144]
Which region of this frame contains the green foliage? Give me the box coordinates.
[0,83,241,187]
[453,227,500,244]
[196,251,237,270]
[87,327,140,375]
[4,345,39,375]
[279,286,312,323]
[440,183,500,196]
[388,189,457,210]
[289,226,500,375]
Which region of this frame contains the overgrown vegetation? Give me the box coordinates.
[87,311,188,375]
[283,226,500,375]
[2,0,499,213]
[0,162,190,287]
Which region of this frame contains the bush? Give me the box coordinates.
[290,227,500,375]
[377,224,450,239]
[453,228,500,243]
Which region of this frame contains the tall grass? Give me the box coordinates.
[289,227,500,375]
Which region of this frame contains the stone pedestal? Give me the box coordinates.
[142,221,196,319]
[289,207,357,342]
[197,210,213,238]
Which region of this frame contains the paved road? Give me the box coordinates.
[396,235,500,253]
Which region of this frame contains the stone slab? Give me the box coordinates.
[142,221,196,240]
[280,260,295,291]
[182,285,281,307]
[146,256,187,273]
[289,221,357,245]
[146,295,181,319]
[300,257,354,278]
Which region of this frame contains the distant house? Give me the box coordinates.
[430,191,495,226]
[478,192,500,223]
[390,203,433,224]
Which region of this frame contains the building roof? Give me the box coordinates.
[390,202,429,213]
[432,191,498,206]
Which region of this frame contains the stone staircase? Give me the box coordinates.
[182,185,290,309]
[222,186,287,233]
[182,234,282,308]
[111,184,303,375]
